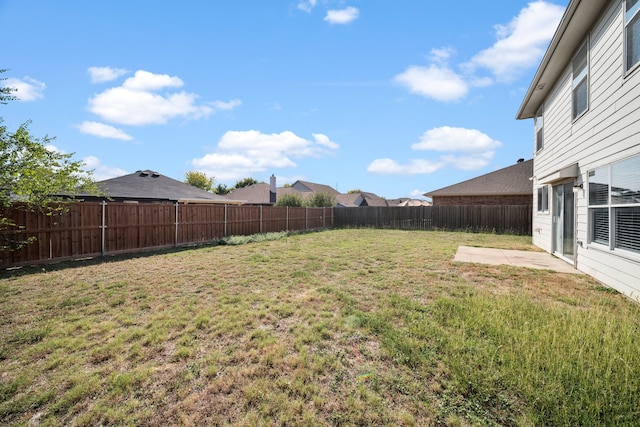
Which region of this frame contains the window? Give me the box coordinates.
[572,39,589,119]
[588,155,640,254]
[626,0,640,72]
[537,185,549,212]
[535,107,544,152]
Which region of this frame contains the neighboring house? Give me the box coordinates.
[423,159,533,206]
[396,199,432,207]
[290,181,340,195]
[516,0,640,299]
[335,193,367,208]
[229,179,341,205]
[227,183,303,205]
[76,170,239,204]
[334,192,431,208]
[334,192,386,207]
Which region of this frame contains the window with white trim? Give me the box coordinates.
[537,185,549,212]
[535,107,544,152]
[626,0,640,72]
[572,39,589,119]
[588,155,640,254]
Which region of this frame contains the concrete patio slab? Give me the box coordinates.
[454,246,582,274]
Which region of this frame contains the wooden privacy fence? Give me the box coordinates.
[0,203,333,267]
[333,205,532,235]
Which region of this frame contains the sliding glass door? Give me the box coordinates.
[553,182,575,260]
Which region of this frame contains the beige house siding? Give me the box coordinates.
[526,0,640,299]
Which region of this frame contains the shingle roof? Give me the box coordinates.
[335,193,364,207]
[89,170,233,203]
[227,183,304,204]
[291,181,340,195]
[424,159,533,197]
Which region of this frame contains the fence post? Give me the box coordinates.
[323,207,325,228]
[174,202,179,247]
[260,205,263,234]
[224,204,228,237]
[101,201,106,255]
[305,207,308,230]
[286,206,289,231]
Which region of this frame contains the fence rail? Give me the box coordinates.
[0,203,333,267]
[1,203,531,268]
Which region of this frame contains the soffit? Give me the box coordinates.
[516,0,611,120]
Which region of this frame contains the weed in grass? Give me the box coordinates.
[194,313,210,330]
[1,229,637,426]
[51,374,100,415]
[10,324,51,345]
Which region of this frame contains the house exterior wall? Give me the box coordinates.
[433,195,531,206]
[532,0,640,300]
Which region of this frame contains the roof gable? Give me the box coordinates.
[425,160,533,197]
[227,183,306,204]
[517,0,610,119]
[291,180,339,195]
[95,170,231,202]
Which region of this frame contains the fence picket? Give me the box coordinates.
[0,203,530,268]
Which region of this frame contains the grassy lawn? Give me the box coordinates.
[1,229,639,426]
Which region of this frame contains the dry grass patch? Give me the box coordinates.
[1,229,638,426]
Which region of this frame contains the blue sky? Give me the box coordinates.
[1,0,567,199]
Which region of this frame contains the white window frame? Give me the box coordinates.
[537,185,549,213]
[572,38,589,120]
[625,0,640,73]
[588,154,640,258]
[534,106,544,152]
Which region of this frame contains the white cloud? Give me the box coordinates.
[324,7,359,24]
[45,143,64,153]
[5,77,45,101]
[368,126,501,176]
[43,145,127,180]
[409,189,427,199]
[441,152,496,171]
[312,133,339,150]
[464,1,565,82]
[411,126,501,152]
[122,70,183,91]
[395,1,563,101]
[88,66,128,83]
[192,130,339,181]
[82,156,128,181]
[211,99,242,111]
[76,121,134,141]
[297,0,317,13]
[366,158,445,176]
[429,47,455,64]
[86,70,233,126]
[393,65,468,102]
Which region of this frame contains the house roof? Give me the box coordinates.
[227,183,303,204]
[424,159,533,198]
[291,180,340,195]
[335,193,364,207]
[397,199,432,207]
[87,170,236,203]
[516,0,610,119]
